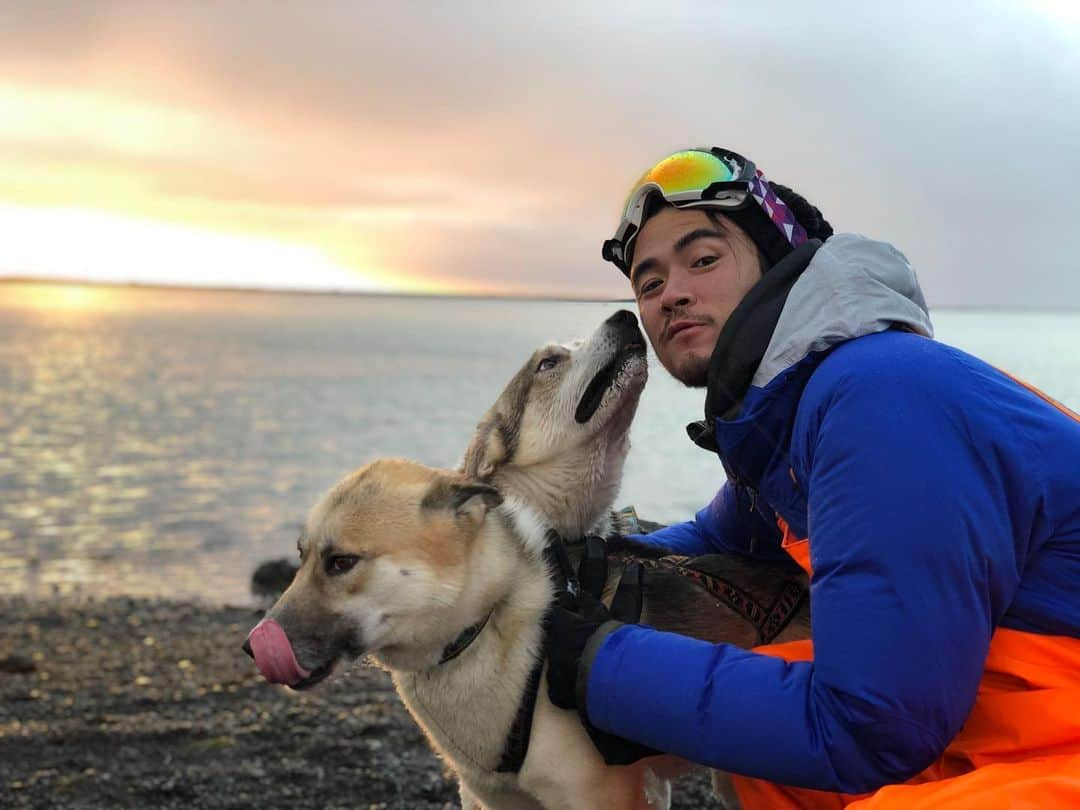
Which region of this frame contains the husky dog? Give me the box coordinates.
[245,311,808,809]
[460,308,646,541]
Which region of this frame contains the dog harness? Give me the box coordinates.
[438,528,809,774]
[431,534,571,774]
[632,552,806,646]
[492,534,580,773]
[611,511,810,646]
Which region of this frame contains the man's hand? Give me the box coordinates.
[545,536,659,765]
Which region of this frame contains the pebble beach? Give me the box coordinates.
[1,595,719,809]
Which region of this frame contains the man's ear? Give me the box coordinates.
[421,478,503,525]
[461,420,507,480]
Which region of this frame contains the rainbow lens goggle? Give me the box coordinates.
[602,147,757,275]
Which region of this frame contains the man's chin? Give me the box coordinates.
[664,354,709,388]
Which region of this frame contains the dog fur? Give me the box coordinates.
[247,312,808,809]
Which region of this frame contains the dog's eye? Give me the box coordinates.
[326,555,361,576]
[536,356,560,373]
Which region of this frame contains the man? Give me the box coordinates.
[545,147,1080,807]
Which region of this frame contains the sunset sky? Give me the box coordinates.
[2,1,1078,304]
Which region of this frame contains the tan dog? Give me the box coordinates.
[249,458,688,809]
[245,312,808,809]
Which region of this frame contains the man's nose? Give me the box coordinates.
[660,271,695,312]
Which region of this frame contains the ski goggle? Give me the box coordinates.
[602,148,758,275]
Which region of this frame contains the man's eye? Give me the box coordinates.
[638,278,663,296]
[326,555,361,576]
[692,255,718,268]
[536,356,560,373]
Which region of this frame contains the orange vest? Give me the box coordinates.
[730,501,1080,806]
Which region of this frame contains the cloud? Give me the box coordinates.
[1,0,1077,305]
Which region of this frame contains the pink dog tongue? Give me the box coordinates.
[247,617,311,685]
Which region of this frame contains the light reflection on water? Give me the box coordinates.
[1,283,1078,605]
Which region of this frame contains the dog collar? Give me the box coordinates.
[437,609,494,666]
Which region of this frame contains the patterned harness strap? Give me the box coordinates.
[636,555,807,646]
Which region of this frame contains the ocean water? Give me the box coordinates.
[1,282,1078,605]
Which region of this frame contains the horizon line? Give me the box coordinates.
[1,275,1078,314]
[0,275,635,305]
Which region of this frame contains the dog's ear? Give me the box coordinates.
[461,420,507,480]
[421,478,503,525]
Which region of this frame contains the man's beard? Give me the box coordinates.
[670,352,710,388]
[658,311,714,388]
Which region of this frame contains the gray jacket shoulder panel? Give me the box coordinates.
[753,234,933,388]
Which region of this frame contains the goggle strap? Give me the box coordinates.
[747,171,809,248]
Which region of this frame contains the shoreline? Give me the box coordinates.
[1,595,718,809]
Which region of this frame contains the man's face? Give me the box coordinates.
[630,207,764,387]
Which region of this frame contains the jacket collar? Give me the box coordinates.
[703,240,822,423]
[688,241,820,453]
[688,235,934,486]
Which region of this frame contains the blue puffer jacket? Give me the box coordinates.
[584,234,1080,793]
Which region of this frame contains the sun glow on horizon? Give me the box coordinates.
[1,281,126,313]
[0,72,612,300]
[0,80,489,298]
[0,202,432,294]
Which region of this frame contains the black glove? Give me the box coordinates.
[545,536,659,765]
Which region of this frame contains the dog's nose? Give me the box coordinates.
[607,309,637,326]
[241,637,254,659]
